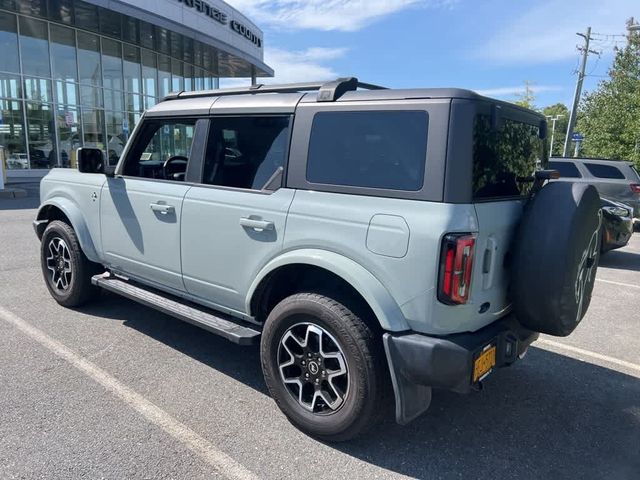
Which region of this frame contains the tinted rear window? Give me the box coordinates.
[306,110,428,191]
[584,163,625,179]
[473,115,545,200]
[548,161,582,178]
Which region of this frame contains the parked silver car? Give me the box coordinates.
[549,157,640,220]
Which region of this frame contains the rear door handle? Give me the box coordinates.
[239,217,274,231]
[150,203,175,215]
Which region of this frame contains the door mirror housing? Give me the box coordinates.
[77,147,115,176]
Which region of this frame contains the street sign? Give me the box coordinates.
[572,133,584,142]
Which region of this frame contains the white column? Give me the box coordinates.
[0,147,6,190]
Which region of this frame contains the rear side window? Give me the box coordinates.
[473,115,546,200]
[584,163,625,179]
[306,110,428,191]
[548,161,582,178]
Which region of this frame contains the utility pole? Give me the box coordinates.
[563,27,598,157]
[546,114,564,157]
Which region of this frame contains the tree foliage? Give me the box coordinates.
[542,103,569,157]
[576,20,640,167]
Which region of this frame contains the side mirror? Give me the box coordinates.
[77,148,114,176]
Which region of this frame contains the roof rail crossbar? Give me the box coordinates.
[162,77,387,102]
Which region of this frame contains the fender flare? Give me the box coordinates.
[246,249,410,332]
[36,198,100,263]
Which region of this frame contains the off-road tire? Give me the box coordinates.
[261,293,386,442]
[40,220,101,307]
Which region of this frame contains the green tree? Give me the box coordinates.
[542,103,569,157]
[576,19,640,167]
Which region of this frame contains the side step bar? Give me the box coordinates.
[91,275,260,345]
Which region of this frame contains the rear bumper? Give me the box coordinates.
[383,314,538,425]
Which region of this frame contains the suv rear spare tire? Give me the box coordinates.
[511,182,602,336]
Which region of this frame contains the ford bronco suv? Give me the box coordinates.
[34,78,602,441]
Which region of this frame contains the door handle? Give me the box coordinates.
[150,203,175,215]
[239,217,274,231]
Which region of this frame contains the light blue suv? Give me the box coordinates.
[34,78,602,441]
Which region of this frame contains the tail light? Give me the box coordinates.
[630,184,640,194]
[438,233,476,305]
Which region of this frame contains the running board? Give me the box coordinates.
[91,275,260,345]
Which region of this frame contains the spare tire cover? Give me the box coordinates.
[511,182,602,336]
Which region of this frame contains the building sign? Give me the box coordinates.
[175,0,262,48]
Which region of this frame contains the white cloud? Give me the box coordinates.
[219,46,347,87]
[226,0,456,32]
[476,0,636,64]
[476,85,563,98]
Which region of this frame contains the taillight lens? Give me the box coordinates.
[630,183,640,194]
[438,233,476,305]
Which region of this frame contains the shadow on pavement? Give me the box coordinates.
[599,248,640,272]
[0,183,40,211]
[82,293,640,479]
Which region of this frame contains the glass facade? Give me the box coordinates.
[0,0,223,170]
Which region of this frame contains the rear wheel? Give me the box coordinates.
[260,293,386,442]
[40,220,101,307]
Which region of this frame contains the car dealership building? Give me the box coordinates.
[0,0,272,177]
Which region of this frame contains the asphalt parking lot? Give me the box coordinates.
[1,185,639,479]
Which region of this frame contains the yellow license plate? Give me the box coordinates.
[473,345,497,383]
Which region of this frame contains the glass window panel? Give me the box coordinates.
[141,50,157,98]
[50,24,77,82]
[80,84,102,108]
[183,37,193,64]
[55,105,80,167]
[0,1,17,12]
[81,108,105,149]
[122,17,139,45]
[99,8,121,39]
[0,99,28,170]
[104,89,123,111]
[183,64,193,91]
[171,59,183,91]
[18,0,47,17]
[24,77,52,103]
[0,14,19,73]
[123,44,141,93]
[0,72,21,98]
[204,76,212,90]
[25,102,55,169]
[203,48,213,73]
[194,68,204,91]
[105,110,125,165]
[102,38,123,91]
[144,96,156,109]
[156,27,169,55]
[77,32,101,86]
[139,21,154,50]
[125,92,142,112]
[48,0,73,24]
[54,80,77,105]
[74,0,98,31]
[193,41,203,67]
[158,54,171,98]
[170,31,182,59]
[19,17,50,77]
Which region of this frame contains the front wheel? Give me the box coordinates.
[40,220,101,307]
[260,293,386,442]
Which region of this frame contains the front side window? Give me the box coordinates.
[473,115,546,200]
[548,161,582,178]
[584,163,625,179]
[202,116,290,190]
[306,111,428,191]
[123,119,196,180]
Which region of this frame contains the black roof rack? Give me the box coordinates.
[162,77,387,103]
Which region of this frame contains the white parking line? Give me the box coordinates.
[537,338,640,378]
[596,278,640,290]
[0,305,258,480]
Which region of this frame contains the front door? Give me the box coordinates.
[181,115,294,313]
[101,118,199,292]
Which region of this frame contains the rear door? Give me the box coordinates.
[470,106,547,322]
[180,115,294,314]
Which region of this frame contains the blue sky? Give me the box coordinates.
[224,0,638,108]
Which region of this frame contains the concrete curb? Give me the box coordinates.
[0,188,28,199]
